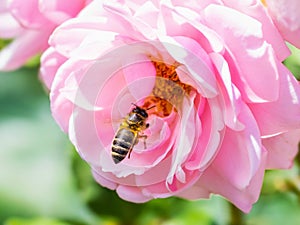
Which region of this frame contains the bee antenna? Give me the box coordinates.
[146,105,155,111]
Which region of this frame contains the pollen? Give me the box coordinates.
[260,0,267,7]
[142,60,193,117]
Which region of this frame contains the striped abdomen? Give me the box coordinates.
[111,128,137,164]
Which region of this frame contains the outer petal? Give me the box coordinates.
[265,0,300,48]
[182,148,267,213]
[179,102,267,213]
[222,0,290,61]
[39,47,67,90]
[263,129,300,169]
[0,29,51,71]
[204,4,280,102]
[249,63,300,136]
[8,0,49,28]
[49,16,130,59]
[40,0,88,24]
[206,103,263,190]
[0,12,23,38]
[50,58,91,132]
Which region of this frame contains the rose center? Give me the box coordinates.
[142,61,193,117]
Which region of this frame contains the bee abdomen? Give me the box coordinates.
[111,145,129,164]
[111,129,135,164]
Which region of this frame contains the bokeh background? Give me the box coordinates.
[0,41,300,225]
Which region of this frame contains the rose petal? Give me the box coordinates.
[159,36,218,98]
[39,47,67,89]
[188,148,267,213]
[9,0,49,28]
[0,29,50,71]
[167,95,200,184]
[40,0,87,24]
[0,12,23,38]
[50,58,91,132]
[185,97,225,171]
[210,52,244,130]
[198,102,263,193]
[265,0,300,48]
[222,0,290,60]
[204,4,280,102]
[263,129,300,169]
[159,1,225,54]
[249,63,300,136]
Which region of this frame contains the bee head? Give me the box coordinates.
[132,105,148,118]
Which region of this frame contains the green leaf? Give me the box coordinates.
[0,39,12,50]
[4,217,71,225]
[284,43,300,80]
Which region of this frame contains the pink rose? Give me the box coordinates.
[41,0,300,213]
[0,0,90,70]
[264,0,300,48]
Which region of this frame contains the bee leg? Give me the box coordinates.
[128,137,139,159]
[128,147,133,159]
[139,134,148,149]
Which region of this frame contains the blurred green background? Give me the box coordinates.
[0,45,300,225]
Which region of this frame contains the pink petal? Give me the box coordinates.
[9,0,49,28]
[222,0,290,60]
[69,105,105,167]
[133,1,159,29]
[104,1,158,40]
[39,47,67,89]
[167,95,200,184]
[185,98,225,171]
[116,185,152,203]
[142,168,202,198]
[263,129,300,169]
[190,148,267,213]
[204,4,280,102]
[249,63,300,136]
[66,55,156,166]
[40,0,87,24]
[49,1,151,58]
[210,52,244,130]
[159,2,225,58]
[0,12,23,38]
[49,16,128,59]
[159,35,218,98]
[205,103,263,190]
[0,1,8,12]
[50,59,90,132]
[121,48,156,100]
[265,0,300,48]
[0,29,50,71]
[92,169,117,190]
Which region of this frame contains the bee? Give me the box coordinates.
[111,104,154,164]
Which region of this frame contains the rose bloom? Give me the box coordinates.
[0,0,91,70]
[40,0,300,212]
[263,0,300,48]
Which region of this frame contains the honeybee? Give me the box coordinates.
[111,104,154,164]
